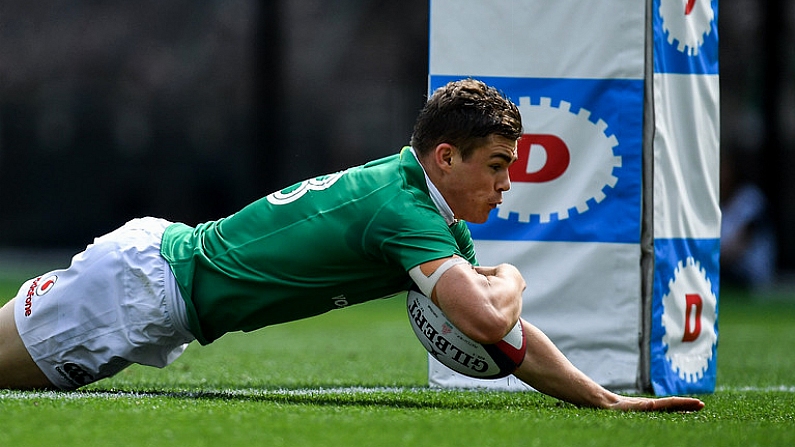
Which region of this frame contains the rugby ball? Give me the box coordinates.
[406,288,526,379]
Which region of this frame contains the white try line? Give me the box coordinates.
[1,385,794,400]
[715,385,795,393]
[0,386,414,401]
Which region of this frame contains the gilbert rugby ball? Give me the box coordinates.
[406,288,526,379]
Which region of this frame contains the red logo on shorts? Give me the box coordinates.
[36,275,58,296]
[24,274,57,317]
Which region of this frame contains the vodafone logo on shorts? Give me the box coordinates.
[23,274,58,317]
[36,275,58,295]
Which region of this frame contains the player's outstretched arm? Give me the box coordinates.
[513,319,705,412]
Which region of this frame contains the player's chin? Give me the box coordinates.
[470,207,496,224]
[456,206,494,224]
[466,213,490,224]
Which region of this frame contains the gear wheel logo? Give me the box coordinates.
[659,0,715,56]
[661,257,718,383]
[498,96,621,223]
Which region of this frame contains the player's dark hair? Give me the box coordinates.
[410,78,523,160]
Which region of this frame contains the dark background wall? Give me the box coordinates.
[0,1,428,249]
[1,1,793,275]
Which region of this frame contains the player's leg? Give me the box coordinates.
[0,298,55,390]
[0,219,194,391]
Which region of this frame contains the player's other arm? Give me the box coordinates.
[413,256,525,344]
[513,319,705,411]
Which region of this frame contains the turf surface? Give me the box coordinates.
[0,276,793,446]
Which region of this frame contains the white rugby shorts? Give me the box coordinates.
[13,217,195,390]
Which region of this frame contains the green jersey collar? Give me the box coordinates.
[407,147,457,226]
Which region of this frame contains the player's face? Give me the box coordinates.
[445,136,518,224]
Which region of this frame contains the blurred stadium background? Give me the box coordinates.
[0,1,793,287]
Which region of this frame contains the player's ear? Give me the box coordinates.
[433,143,455,172]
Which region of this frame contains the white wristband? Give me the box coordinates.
[408,257,470,297]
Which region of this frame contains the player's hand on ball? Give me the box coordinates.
[407,288,526,379]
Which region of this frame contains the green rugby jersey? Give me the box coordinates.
[161,147,477,345]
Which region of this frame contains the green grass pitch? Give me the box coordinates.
[1,275,793,446]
